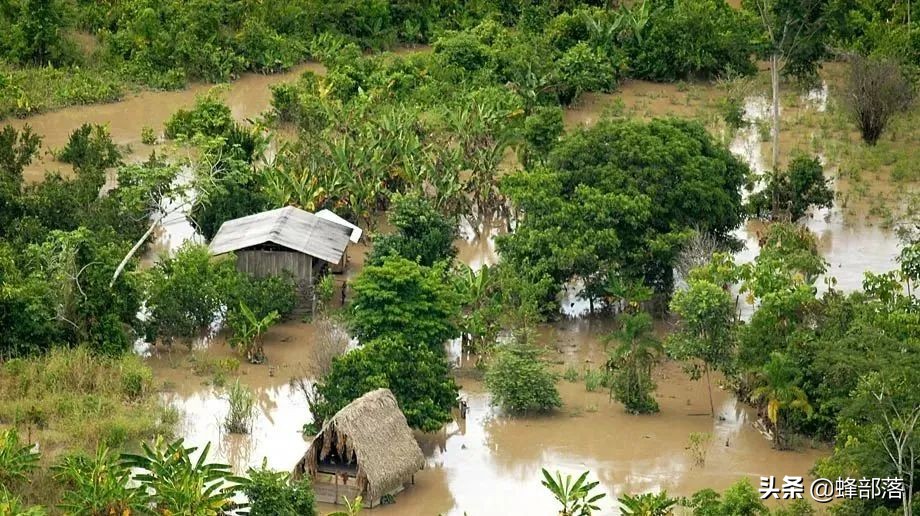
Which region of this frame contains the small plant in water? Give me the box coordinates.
[540,468,606,516]
[687,431,712,467]
[563,364,579,382]
[224,379,255,434]
[583,367,606,392]
[141,125,157,145]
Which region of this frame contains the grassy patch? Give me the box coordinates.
[0,348,175,458]
[0,64,126,119]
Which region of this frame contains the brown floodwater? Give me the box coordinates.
[146,317,824,516]
[7,62,325,183]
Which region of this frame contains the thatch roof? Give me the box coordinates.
[295,389,425,502]
[208,206,352,264]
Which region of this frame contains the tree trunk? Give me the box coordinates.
[705,364,715,417]
[109,216,160,287]
[771,54,781,172]
[774,415,781,450]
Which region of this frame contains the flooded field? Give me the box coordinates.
[10,54,917,514]
[144,316,824,516]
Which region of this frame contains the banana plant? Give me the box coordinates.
[0,428,39,486]
[329,496,363,516]
[53,446,148,515]
[121,437,248,516]
[228,301,280,364]
[618,492,679,515]
[541,469,606,516]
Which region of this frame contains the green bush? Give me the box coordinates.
[485,343,561,414]
[245,461,317,516]
[57,123,122,172]
[555,42,624,104]
[628,0,756,82]
[314,337,459,432]
[164,95,236,140]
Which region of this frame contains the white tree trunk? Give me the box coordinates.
[109,217,160,287]
[771,54,781,171]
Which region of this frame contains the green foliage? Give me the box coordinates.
[348,255,460,352]
[0,125,41,233]
[540,469,606,516]
[744,0,829,81]
[606,312,661,414]
[668,278,735,415]
[53,446,148,516]
[686,479,769,516]
[0,428,38,487]
[629,0,757,81]
[751,352,813,449]
[0,348,170,452]
[144,244,239,346]
[618,491,679,516]
[165,95,236,140]
[57,124,122,173]
[223,379,255,434]
[583,367,606,393]
[141,125,157,145]
[555,42,624,104]
[0,0,76,66]
[500,117,747,309]
[0,487,46,515]
[485,342,561,414]
[244,460,317,516]
[313,337,459,432]
[369,192,458,267]
[227,302,281,364]
[521,105,564,166]
[746,155,833,221]
[0,64,123,118]
[121,437,247,516]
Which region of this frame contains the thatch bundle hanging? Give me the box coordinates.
[294,388,425,504]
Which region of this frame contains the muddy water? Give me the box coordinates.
[7,62,324,183]
[148,317,823,516]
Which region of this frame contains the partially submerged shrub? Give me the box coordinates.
[845,55,914,145]
[485,343,561,414]
[245,460,317,516]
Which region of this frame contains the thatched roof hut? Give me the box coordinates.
[294,389,425,506]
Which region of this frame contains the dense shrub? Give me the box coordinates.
[143,244,239,345]
[629,0,756,81]
[313,337,459,431]
[245,462,317,516]
[369,192,458,267]
[485,342,561,414]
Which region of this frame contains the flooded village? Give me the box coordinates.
[2,1,919,515]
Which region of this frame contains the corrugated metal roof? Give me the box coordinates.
[209,206,352,264]
[315,209,363,243]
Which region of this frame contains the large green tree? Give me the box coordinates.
[348,255,461,351]
[313,337,459,432]
[500,117,747,312]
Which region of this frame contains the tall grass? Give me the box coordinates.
[224,380,255,434]
[0,347,174,455]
